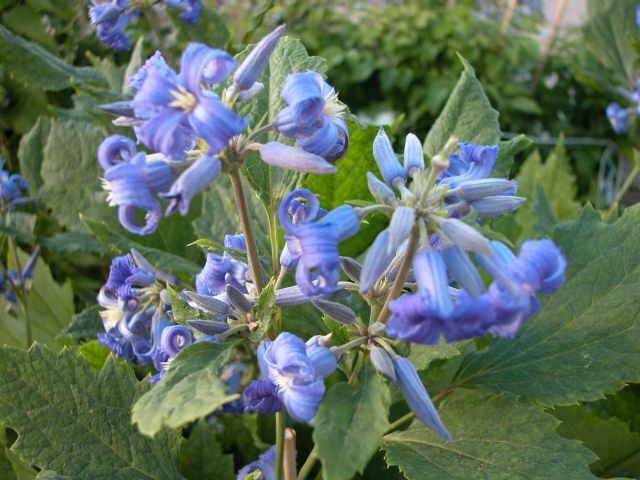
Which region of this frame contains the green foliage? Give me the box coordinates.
[384,390,597,480]
[555,405,640,478]
[313,371,390,480]
[178,421,235,480]
[132,342,237,437]
[77,340,112,370]
[60,305,103,341]
[455,206,640,405]
[0,345,183,479]
[250,281,276,342]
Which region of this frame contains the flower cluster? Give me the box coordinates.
[0,158,31,211]
[89,0,202,50]
[0,248,40,304]
[606,81,639,134]
[98,26,348,235]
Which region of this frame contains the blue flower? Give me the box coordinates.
[3,248,40,304]
[196,252,249,296]
[224,234,247,251]
[259,142,337,174]
[243,379,281,414]
[440,142,500,186]
[232,25,286,93]
[89,0,136,51]
[607,103,630,134]
[274,72,349,161]
[0,159,31,210]
[132,43,247,159]
[99,136,175,235]
[238,446,276,480]
[102,253,155,302]
[164,0,202,25]
[163,155,221,215]
[258,332,336,423]
[150,324,194,383]
[279,189,359,296]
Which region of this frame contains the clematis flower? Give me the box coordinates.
[2,247,40,304]
[89,0,136,51]
[238,446,276,480]
[279,189,359,296]
[196,252,249,296]
[99,136,175,235]
[274,72,349,161]
[0,158,31,210]
[164,0,202,24]
[163,155,221,215]
[131,43,247,159]
[149,324,194,383]
[606,103,630,134]
[256,332,336,423]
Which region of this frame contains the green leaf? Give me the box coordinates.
[555,405,640,478]
[42,232,107,255]
[0,345,183,479]
[123,37,144,95]
[532,185,558,238]
[171,8,229,49]
[82,216,201,277]
[250,281,276,342]
[166,286,205,325]
[423,57,500,158]
[495,134,532,178]
[39,118,112,231]
[384,390,597,480]
[589,384,640,433]
[178,421,234,480]
[0,25,103,91]
[314,371,391,480]
[34,471,71,480]
[132,342,237,437]
[583,0,638,85]
[514,141,580,240]
[77,340,112,370]
[454,205,640,405]
[408,342,461,372]
[60,305,103,341]
[17,116,50,191]
[0,422,17,480]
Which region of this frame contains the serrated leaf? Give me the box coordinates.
[454,205,640,405]
[514,141,580,240]
[555,405,640,478]
[77,340,112,370]
[423,57,500,158]
[384,390,597,480]
[408,342,461,372]
[132,342,237,437]
[59,304,102,341]
[0,25,103,91]
[314,371,390,480]
[0,345,183,479]
[590,384,640,433]
[532,185,558,238]
[178,421,234,480]
[495,134,532,178]
[39,118,112,231]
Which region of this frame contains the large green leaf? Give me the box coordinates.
[313,371,390,480]
[514,141,580,240]
[39,118,111,231]
[384,390,597,480]
[178,421,234,480]
[17,116,50,191]
[583,0,637,85]
[454,206,640,405]
[132,342,237,437]
[0,345,183,479]
[423,57,500,159]
[0,249,73,349]
[59,304,103,341]
[555,405,640,478]
[0,25,103,91]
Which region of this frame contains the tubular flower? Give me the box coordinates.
[257,332,336,423]
[274,71,349,161]
[131,43,247,159]
[2,247,40,304]
[164,0,202,24]
[0,158,31,210]
[279,189,359,296]
[99,135,175,235]
[162,155,222,215]
[196,252,249,296]
[89,0,136,51]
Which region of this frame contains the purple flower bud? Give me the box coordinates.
[224,233,246,251]
[369,345,397,381]
[440,142,500,186]
[360,229,395,294]
[455,178,518,201]
[367,172,396,204]
[414,251,454,317]
[233,25,286,92]
[470,196,526,218]
[163,155,221,216]
[260,142,337,174]
[388,206,415,254]
[373,128,405,185]
[403,133,424,175]
[318,205,360,241]
[393,357,451,441]
[89,0,135,51]
[438,218,492,255]
[312,298,356,324]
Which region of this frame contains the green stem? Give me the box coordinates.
[269,208,281,277]
[275,411,286,480]
[604,150,640,220]
[297,446,318,480]
[8,236,31,348]
[229,169,265,292]
[376,229,419,324]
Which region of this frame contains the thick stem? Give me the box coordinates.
[297,446,318,480]
[230,169,265,292]
[376,230,419,324]
[275,411,286,480]
[284,428,297,480]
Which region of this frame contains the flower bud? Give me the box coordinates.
[373,128,405,185]
[438,218,492,255]
[182,290,230,314]
[470,196,526,218]
[260,142,337,174]
[233,24,286,92]
[369,345,397,381]
[403,133,424,176]
[388,206,415,254]
[312,298,356,324]
[367,172,396,204]
[360,229,395,294]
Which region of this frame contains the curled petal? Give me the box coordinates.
[98,135,137,170]
[118,203,162,235]
[160,325,193,358]
[189,95,248,154]
[163,156,221,216]
[278,189,321,232]
[179,43,235,92]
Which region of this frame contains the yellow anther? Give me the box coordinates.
[169,85,198,111]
